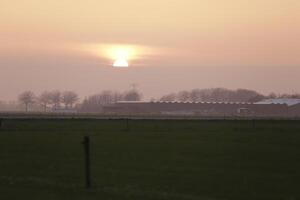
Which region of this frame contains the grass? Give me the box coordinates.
[0,119,300,200]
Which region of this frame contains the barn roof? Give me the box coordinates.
[116,101,252,104]
[254,99,300,106]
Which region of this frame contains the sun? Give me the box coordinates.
[113,58,129,67]
[83,43,152,68]
[106,45,136,67]
[107,46,135,67]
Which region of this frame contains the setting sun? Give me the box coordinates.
[113,58,129,67]
[83,44,154,68]
[108,46,134,67]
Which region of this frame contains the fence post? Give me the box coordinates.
[82,136,91,188]
[252,119,256,129]
[125,118,130,131]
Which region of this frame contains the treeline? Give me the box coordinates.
[15,89,142,112]
[0,88,299,112]
[80,90,142,112]
[18,90,79,112]
[159,88,300,103]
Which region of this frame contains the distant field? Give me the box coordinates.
[0,119,300,200]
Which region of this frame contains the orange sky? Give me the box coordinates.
[0,0,300,100]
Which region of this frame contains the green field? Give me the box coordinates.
[0,119,300,200]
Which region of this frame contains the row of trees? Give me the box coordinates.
[160,88,265,102]
[18,89,142,112]
[159,88,265,103]
[159,88,300,103]
[18,90,79,112]
[15,88,300,112]
[267,93,300,99]
[80,90,142,112]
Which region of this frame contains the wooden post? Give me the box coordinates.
[252,119,256,129]
[82,136,91,188]
[125,118,130,131]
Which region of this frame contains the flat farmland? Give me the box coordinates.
[0,119,300,200]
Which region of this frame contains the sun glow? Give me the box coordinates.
[113,58,129,67]
[108,46,134,67]
[84,43,155,68]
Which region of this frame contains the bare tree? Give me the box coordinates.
[160,93,176,101]
[159,88,266,103]
[61,91,79,108]
[99,90,115,104]
[80,90,125,112]
[112,91,124,102]
[290,93,300,98]
[278,93,300,98]
[123,90,142,101]
[233,89,261,102]
[268,92,278,99]
[49,90,61,110]
[189,89,202,102]
[18,91,35,112]
[39,91,51,112]
[177,91,190,102]
[248,94,265,103]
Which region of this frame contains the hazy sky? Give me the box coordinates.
[1,0,300,100]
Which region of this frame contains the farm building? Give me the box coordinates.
[255,98,300,117]
[103,100,293,117]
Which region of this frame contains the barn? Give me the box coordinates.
[255,99,300,117]
[103,100,290,117]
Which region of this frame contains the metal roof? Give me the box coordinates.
[116,101,252,104]
[254,99,300,106]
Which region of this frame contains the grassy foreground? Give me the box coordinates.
[0,119,300,200]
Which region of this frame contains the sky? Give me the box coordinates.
[0,0,300,101]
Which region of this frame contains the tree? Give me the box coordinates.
[79,90,124,113]
[160,93,176,101]
[189,89,202,102]
[18,91,35,112]
[123,90,142,101]
[98,90,115,105]
[268,92,277,99]
[61,91,79,108]
[248,94,265,103]
[177,91,190,102]
[278,93,300,99]
[290,93,300,98]
[233,89,262,102]
[39,91,52,112]
[159,88,266,103]
[49,90,61,110]
[112,91,124,102]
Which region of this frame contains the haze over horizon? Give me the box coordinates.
[1,0,300,101]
